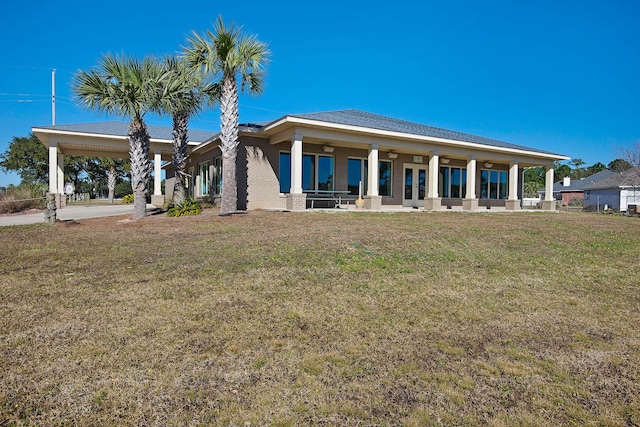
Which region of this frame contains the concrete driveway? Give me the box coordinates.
[0,203,157,227]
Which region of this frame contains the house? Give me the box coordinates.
[33,109,569,211]
[538,169,617,206]
[584,168,640,212]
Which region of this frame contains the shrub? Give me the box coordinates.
[568,197,584,208]
[122,194,134,204]
[167,198,202,217]
[0,183,47,214]
[114,181,133,198]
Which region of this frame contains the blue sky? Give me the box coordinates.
[1,0,638,187]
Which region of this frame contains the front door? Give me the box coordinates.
[403,164,426,207]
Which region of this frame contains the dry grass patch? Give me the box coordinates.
[1,210,639,425]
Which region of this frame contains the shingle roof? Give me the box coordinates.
[552,169,617,192]
[34,122,216,143]
[584,168,640,190]
[282,109,563,156]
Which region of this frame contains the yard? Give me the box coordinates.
[1,210,638,426]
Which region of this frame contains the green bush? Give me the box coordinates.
[122,194,134,204]
[114,181,133,198]
[167,198,202,217]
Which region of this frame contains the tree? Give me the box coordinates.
[73,54,158,219]
[152,56,211,203]
[616,140,640,183]
[569,158,587,179]
[0,134,48,184]
[608,158,633,173]
[184,16,270,215]
[553,161,572,182]
[585,162,606,176]
[523,166,545,197]
[83,157,128,202]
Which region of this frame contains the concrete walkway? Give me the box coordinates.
[0,204,157,227]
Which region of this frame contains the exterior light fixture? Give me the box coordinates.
[387,152,398,159]
[484,162,493,168]
[440,157,450,164]
[322,145,334,153]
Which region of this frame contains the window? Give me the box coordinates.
[316,155,334,191]
[480,169,508,200]
[279,152,334,193]
[279,152,291,193]
[348,158,366,195]
[198,161,210,196]
[348,158,392,197]
[379,160,392,197]
[439,166,467,198]
[304,154,334,192]
[212,156,222,195]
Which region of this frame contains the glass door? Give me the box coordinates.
[403,164,426,207]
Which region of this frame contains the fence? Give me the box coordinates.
[66,193,91,203]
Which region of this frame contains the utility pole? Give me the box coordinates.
[51,68,56,125]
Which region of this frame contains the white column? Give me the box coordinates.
[48,143,58,193]
[466,155,476,199]
[154,149,162,196]
[545,165,554,201]
[508,161,519,200]
[291,133,303,194]
[427,151,439,198]
[57,153,64,195]
[367,144,379,196]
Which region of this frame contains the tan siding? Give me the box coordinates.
[244,137,286,210]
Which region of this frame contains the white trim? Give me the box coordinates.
[32,127,204,145]
[262,116,569,161]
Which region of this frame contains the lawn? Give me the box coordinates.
[1,210,638,426]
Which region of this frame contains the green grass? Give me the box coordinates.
[1,210,639,426]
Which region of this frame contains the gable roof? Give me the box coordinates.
[552,169,617,192]
[266,109,565,157]
[584,167,640,190]
[33,122,216,143]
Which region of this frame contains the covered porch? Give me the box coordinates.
[32,123,214,209]
[261,113,564,212]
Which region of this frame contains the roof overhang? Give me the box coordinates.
[262,115,569,165]
[32,126,200,160]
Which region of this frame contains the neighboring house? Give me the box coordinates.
[538,169,617,206]
[584,168,640,212]
[33,109,569,211]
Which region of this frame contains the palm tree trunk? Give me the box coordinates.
[219,72,240,215]
[172,113,189,204]
[128,118,151,220]
[107,165,116,204]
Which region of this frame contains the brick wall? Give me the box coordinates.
[244,137,286,210]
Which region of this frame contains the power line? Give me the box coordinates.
[0,93,50,97]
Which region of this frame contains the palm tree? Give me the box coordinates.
[183,16,270,215]
[106,164,117,203]
[73,54,157,219]
[152,56,212,204]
